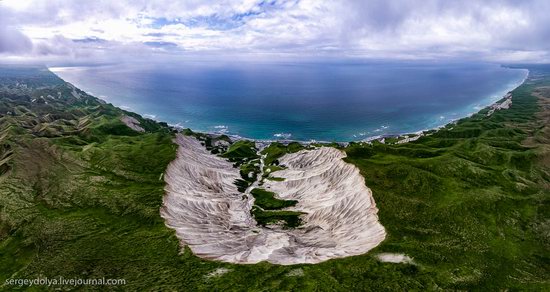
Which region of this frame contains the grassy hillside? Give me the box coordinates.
[0,65,548,290]
[343,66,550,290]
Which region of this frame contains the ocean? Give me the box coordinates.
[51,61,528,142]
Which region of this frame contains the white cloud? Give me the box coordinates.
[0,0,548,63]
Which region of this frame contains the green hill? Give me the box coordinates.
[0,65,548,290]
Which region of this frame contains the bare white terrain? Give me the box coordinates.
[161,134,386,265]
[487,92,513,116]
[376,253,413,264]
[120,115,145,132]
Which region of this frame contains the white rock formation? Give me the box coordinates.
[120,115,145,132]
[205,268,231,278]
[396,134,422,144]
[487,92,513,116]
[376,253,413,264]
[161,134,386,265]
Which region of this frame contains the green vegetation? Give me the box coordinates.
[383,136,399,144]
[262,142,304,165]
[222,140,258,164]
[221,140,262,191]
[264,165,285,173]
[251,206,303,228]
[233,178,250,193]
[341,67,550,290]
[239,160,260,183]
[260,142,304,181]
[0,65,548,291]
[261,141,304,166]
[250,188,298,210]
[182,128,231,154]
[182,129,263,195]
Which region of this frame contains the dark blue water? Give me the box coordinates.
[51,61,527,141]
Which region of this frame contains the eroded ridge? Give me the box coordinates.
[161,134,386,265]
[262,147,387,263]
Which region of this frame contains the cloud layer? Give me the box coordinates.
[1,0,548,63]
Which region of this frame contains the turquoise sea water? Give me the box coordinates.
[51,61,527,142]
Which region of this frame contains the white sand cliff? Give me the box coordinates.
[161,134,386,265]
[121,115,145,132]
[376,253,413,264]
[487,92,513,116]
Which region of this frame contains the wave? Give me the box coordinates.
[273,133,292,139]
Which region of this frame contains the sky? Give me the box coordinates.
[1,0,549,64]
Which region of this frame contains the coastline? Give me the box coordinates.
[4,62,548,289]
[48,67,530,145]
[217,68,530,145]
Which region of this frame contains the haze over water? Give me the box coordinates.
[52,61,527,141]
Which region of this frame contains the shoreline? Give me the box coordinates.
[48,67,529,145]
[203,68,530,145]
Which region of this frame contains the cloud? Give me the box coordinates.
[0,0,548,63]
[0,6,33,54]
[0,26,33,54]
[144,41,178,47]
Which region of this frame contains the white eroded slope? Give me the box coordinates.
[161,134,386,265]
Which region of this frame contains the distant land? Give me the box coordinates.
[0,64,549,290]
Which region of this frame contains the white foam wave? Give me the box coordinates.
[273,133,292,139]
